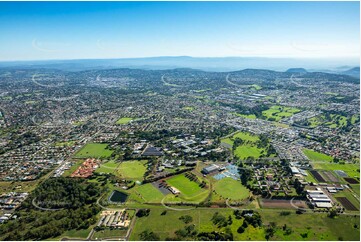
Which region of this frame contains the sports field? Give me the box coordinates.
[166,174,203,197]
[303,149,333,162]
[116,117,133,124]
[73,143,113,158]
[262,105,300,121]
[118,160,148,180]
[133,183,164,203]
[213,177,249,200]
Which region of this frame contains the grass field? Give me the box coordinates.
[221,131,269,160]
[250,84,262,90]
[259,210,359,241]
[130,208,265,241]
[234,144,264,160]
[303,149,333,162]
[232,112,257,119]
[130,208,360,241]
[117,160,148,180]
[221,131,259,146]
[311,162,360,178]
[96,160,119,174]
[92,229,127,240]
[213,177,249,200]
[303,170,318,183]
[262,105,300,121]
[182,106,194,111]
[73,143,113,158]
[62,160,84,177]
[166,174,203,197]
[116,117,133,124]
[133,183,165,203]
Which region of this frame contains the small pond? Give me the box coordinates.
[109,190,128,203]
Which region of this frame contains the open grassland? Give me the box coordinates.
[213,177,249,201]
[0,180,41,194]
[221,131,259,145]
[262,105,300,121]
[131,183,165,203]
[311,162,360,178]
[260,210,360,241]
[73,143,113,158]
[96,160,119,174]
[116,117,133,124]
[130,208,360,241]
[130,208,265,241]
[303,149,333,162]
[117,160,148,180]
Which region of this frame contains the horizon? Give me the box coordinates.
[0,1,360,61]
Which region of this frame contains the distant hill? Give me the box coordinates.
[286,68,308,73]
[341,67,360,78]
[0,56,358,72]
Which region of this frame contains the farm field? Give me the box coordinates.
[303,149,333,162]
[333,190,360,210]
[213,177,249,200]
[96,160,119,174]
[262,105,300,121]
[117,160,148,180]
[311,162,360,178]
[116,117,133,124]
[73,143,113,158]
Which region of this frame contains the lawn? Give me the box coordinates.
[96,160,119,174]
[250,84,262,90]
[213,177,249,201]
[303,149,333,162]
[117,160,148,180]
[166,174,203,197]
[133,183,165,203]
[221,131,259,146]
[262,105,300,121]
[73,143,113,158]
[116,117,133,124]
[311,162,360,178]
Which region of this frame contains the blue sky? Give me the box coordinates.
[0,1,359,61]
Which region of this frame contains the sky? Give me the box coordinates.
[0,1,359,61]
